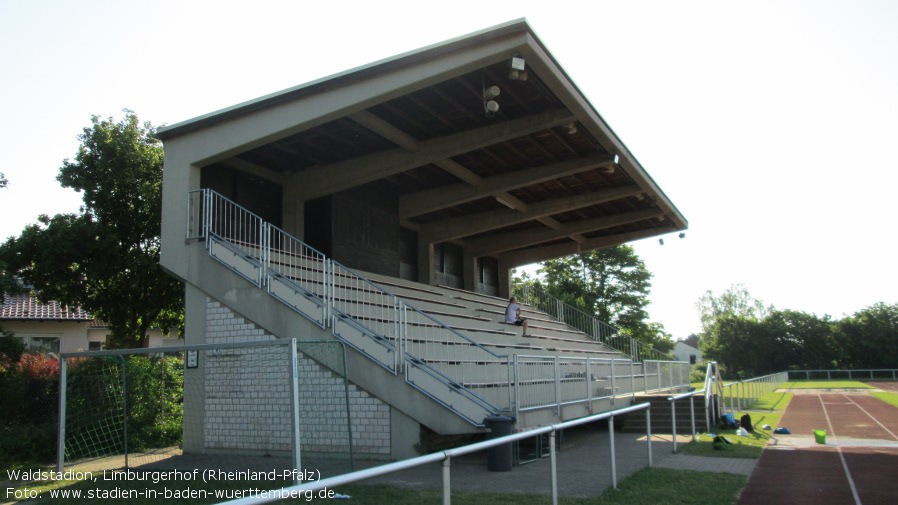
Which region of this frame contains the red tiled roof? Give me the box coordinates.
[0,292,92,321]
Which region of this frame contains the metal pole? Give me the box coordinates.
[689,395,696,442]
[513,355,521,421]
[610,359,616,405]
[646,406,653,467]
[57,357,68,473]
[289,339,302,481]
[120,355,128,469]
[549,430,558,505]
[442,457,451,505]
[671,399,678,453]
[554,356,561,415]
[609,417,617,489]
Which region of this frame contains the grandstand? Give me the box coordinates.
[156,19,689,462]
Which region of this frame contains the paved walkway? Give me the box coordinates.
[355,427,757,498]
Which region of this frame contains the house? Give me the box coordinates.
[156,19,688,460]
[0,291,182,353]
[674,341,703,365]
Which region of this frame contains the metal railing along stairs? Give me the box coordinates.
[186,189,690,427]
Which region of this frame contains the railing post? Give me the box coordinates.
[289,339,302,481]
[549,430,559,505]
[610,359,616,405]
[513,355,521,420]
[609,416,617,489]
[646,405,653,467]
[689,395,696,442]
[630,360,635,400]
[670,398,678,453]
[442,456,451,505]
[586,357,593,412]
[57,357,68,473]
[554,356,561,415]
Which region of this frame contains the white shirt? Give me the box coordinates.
[505,302,521,323]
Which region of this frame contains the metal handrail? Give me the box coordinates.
[513,282,672,363]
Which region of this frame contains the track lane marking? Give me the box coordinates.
[841,394,898,441]
[818,393,862,505]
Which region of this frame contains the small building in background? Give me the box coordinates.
[674,340,703,365]
[0,291,181,353]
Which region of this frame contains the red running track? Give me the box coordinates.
[738,390,898,505]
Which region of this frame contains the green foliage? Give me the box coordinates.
[0,111,183,348]
[0,354,61,464]
[833,302,898,369]
[64,355,184,460]
[123,355,184,451]
[697,284,895,377]
[0,331,25,364]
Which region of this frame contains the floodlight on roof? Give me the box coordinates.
[484,85,500,100]
[508,56,528,81]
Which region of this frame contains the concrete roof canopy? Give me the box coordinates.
[157,19,686,269]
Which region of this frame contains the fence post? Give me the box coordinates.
[513,355,521,420]
[289,339,302,482]
[646,405,653,467]
[549,430,559,505]
[610,359,616,405]
[689,395,696,442]
[119,355,129,469]
[442,457,451,505]
[57,357,68,473]
[586,357,593,411]
[670,398,678,453]
[609,416,617,489]
[554,356,561,415]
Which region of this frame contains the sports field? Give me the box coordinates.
[738,382,898,505]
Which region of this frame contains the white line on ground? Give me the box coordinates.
[818,393,863,505]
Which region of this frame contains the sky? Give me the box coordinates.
[1,0,896,338]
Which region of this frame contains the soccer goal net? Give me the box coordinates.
[58,339,353,477]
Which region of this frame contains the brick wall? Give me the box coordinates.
[203,299,391,456]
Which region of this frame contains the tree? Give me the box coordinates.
[0,111,183,348]
[834,303,898,369]
[532,246,672,354]
[697,284,771,334]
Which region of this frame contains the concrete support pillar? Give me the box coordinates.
[281,175,305,239]
[418,241,435,285]
[462,250,478,293]
[497,256,512,299]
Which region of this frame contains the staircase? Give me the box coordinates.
[621,394,709,435]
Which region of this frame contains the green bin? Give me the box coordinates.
[813,429,826,444]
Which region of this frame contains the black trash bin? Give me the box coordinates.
[483,415,516,472]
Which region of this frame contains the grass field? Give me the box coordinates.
[678,390,792,459]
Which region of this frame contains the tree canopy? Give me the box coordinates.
[698,284,896,378]
[0,111,183,348]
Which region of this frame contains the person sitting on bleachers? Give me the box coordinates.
[505,297,529,336]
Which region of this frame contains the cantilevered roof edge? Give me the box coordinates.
[157,18,532,140]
